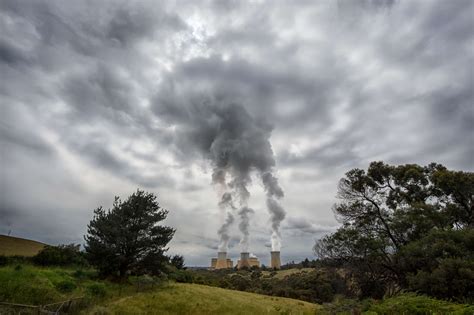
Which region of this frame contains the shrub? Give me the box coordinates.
[55,280,77,293]
[86,283,107,298]
[0,255,7,266]
[168,270,193,283]
[367,293,474,315]
[33,244,88,267]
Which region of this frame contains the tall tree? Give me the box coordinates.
[315,162,473,299]
[84,190,175,277]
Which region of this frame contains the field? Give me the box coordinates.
[88,282,320,314]
[1,264,473,314]
[0,235,46,256]
[0,264,320,314]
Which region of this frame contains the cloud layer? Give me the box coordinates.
[1,0,472,265]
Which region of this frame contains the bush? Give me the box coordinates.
[367,293,474,315]
[168,270,193,283]
[55,280,77,293]
[33,244,88,267]
[0,255,7,266]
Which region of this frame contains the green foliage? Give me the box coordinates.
[0,265,68,304]
[33,243,87,267]
[84,189,175,278]
[190,268,348,304]
[86,283,107,297]
[366,293,474,315]
[319,294,474,315]
[170,254,185,269]
[397,229,474,302]
[315,161,473,299]
[168,269,194,283]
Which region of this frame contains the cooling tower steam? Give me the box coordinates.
[238,206,254,252]
[159,102,286,252]
[217,211,234,252]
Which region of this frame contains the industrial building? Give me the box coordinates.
[210,251,280,269]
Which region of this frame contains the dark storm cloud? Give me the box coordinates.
[1,0,472,265]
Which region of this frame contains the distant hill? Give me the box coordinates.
[0,235,46,256]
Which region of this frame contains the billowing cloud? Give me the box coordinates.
[1,0,472,266]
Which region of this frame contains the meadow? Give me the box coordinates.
[1,263,473,314]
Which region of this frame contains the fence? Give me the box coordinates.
[0,297,84,315]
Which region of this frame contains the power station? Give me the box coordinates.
[210,251,280,269]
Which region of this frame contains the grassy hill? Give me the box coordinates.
[0,235,46,256]
[0,264,319,314]
[88,282,320,315]
[1,265,472,314]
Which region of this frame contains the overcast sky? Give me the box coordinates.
[1,0,473,266]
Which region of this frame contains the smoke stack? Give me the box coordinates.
[238,252,250,269]
[271,251,281,269]
[215,251,228,269]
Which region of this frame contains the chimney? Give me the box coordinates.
[215,251,228,269]
[270,251,281,269]
[238,252,250,269]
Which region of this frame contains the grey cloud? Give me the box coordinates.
[1,0,472,266]
[285,217,336,235]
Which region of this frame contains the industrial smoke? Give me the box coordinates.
[161,102,286,251]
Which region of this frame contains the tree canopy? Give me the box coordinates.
[315,162,473,301]
[84,190,175,277]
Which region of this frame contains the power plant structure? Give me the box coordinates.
[236,252,261,269]
[210,251,278,270]
[270,251,281,269]
[210,252,233,269]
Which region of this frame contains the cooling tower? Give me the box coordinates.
[270,251,281,269]
[237,252,250,269]
[215,251,228,269]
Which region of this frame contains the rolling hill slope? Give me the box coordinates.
[0,235,46,256]
[88,282,320,314]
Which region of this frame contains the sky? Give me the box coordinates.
[0,0,473,266]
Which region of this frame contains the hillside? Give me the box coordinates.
[88,282,320,315]
[0,235,46,256]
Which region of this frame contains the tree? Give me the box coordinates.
[170,254,185,269]
[314,162,473,299]
[84,190,175,278]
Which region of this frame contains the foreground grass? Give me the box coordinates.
[365,293,474,315]
[2,265,472,315]
[0,235,45,256]
[87,282,320,315]
[0,264,136,305]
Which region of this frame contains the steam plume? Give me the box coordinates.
[238,206,254,252]
[216,190,236,252]
[161,102,286,252]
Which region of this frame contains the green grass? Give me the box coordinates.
[0,235,46,256]
[365,293,474,315]
[2,265,472,315]
[87,282,321,315]
[0,264,135,305]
